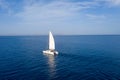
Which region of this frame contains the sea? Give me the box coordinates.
[0,35,120,80]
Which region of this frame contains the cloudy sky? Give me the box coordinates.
[0,0,120,35]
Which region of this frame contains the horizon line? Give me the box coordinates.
[0,34,120,36]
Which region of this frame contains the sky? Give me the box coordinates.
[0,0,120,35]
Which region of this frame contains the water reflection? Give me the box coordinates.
[44,54,57,79]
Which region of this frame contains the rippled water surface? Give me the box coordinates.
[0,35,120,80]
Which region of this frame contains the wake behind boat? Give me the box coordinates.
[43,31,58,55]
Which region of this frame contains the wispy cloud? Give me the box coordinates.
[95,0,120,6]
[109,0,120,6]
[15,0,98,23]
[0,0,12,14]
[0,0,7,9]
[86,14,106,20]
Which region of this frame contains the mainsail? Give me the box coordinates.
[49,31,55,50]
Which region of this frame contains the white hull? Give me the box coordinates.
[43,50,58,55]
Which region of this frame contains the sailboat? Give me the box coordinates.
[43,31,58,55]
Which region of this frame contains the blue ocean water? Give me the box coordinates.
[0,35,120,80]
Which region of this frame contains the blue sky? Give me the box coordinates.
[0,0,120,35]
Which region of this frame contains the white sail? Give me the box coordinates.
[49,31,55,50]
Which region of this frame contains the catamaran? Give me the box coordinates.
[43,31,58,55]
